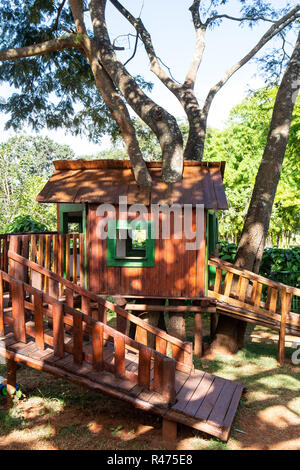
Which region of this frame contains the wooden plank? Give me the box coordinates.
[74,234,79,283]
[11,279,26,343]
[92,322,104,371]
[222,383,244,435]
[195,377,226,421]
[52,302,64,358]
[238,277,248,302]
[116,313,127,335]
[269,288,278,313]
[136,325,147,345]
[65,287,74,308]
[194,313,202,357]
[206,381,238,427]
[79,233,85,288]
[254,282,263,307]
[172,344,185,364]
[6,357,17,407]
[162,419,177,442]
[44,235,51,291]
[33,291,44,350]
[138,345,151,388]
[162,356,176,404]
[114,334,126,378]
[31,269,43,292]
[153,352,164,394]
[156,336,167,355]
[52,235,58,274]
[38,235,44,268]
[183,373,215,417]
[65,235,71,280]
[278,291,292,366]
[49,278,59,299]
[224,272,233,297]
[73,310,83,364]
[209,257,300,297]
[172,372,205,413]
[214,268,222,294]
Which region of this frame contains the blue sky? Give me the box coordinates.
[0,0,297,155]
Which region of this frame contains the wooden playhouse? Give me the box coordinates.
[36,159,227,302]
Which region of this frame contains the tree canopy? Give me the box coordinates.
[0,1,298,185]
[0,135,75,232]
[204,87,300,245]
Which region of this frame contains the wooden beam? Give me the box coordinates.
[6,357,17,407]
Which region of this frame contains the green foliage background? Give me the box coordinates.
[204,87,300,245]
[0,135,75,232]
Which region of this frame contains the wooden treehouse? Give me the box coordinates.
[0,159,299,442]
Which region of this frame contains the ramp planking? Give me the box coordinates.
[0,325,243,441]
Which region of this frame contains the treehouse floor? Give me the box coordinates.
[0,325,244,442]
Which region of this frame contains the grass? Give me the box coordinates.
[0,313,300,450]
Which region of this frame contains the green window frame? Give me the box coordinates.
[206,210,219,293]
[107,220,155,267]
[59,203,88,288]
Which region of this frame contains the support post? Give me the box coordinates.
[6,357,17,407]
[194,312,202,357]
[210,313,217,341]
[162,418,177,443]
[278,291,292,366]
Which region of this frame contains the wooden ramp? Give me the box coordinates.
[0,326,243,442]
[0,253,244,442]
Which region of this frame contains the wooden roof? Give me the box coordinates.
[36,160,228,209]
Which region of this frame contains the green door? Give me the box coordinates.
[59,203,87,287]
[206,210,219,293]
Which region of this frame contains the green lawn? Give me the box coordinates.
[0,313,299,450]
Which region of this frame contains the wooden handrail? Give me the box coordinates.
[8,250,194,372]
[0,268,176,404]
[209,257,300,297]
[208,256,299,366]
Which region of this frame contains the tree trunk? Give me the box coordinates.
[69,0,152,187]
[89,0,184,183]
[167,300,186,341]
[210,31,300,356]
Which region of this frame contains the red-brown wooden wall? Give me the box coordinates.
[86,204,206,298]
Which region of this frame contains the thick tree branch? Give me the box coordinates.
[0,36,78,62]
[109,0,181,94]
[90,0,184,183]
[53,0,67,30]
[206,14,277,25]
[203,5,300,115]
[68,0,152,187]
[185,1,207,87]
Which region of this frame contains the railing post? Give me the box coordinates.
[153,352,176,405]
[194,312,202,357]
[161,356,176,405]
[52,302,64,358]
[33,291,44,350]
[73,310,83,364]
[6,357,17,408]
[11,278,26,343]
[0,272,4,337]
[278,290,292,366]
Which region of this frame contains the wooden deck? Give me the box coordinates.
[0,325,243,441]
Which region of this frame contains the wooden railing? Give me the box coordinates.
[0,234,8,274]
[0,268,177,405]
[7,233,85,290]
[208,257,300,365]
[8,251,194,374]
